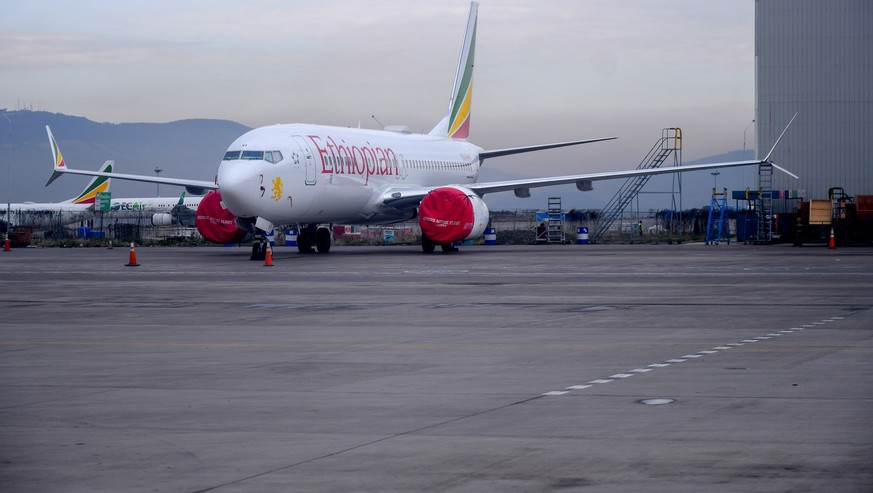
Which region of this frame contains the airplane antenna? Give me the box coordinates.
[371,115,385,129]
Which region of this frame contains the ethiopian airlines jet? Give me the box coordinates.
[45,2,795,253]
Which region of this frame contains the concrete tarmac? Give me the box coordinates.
[1,243,872,492]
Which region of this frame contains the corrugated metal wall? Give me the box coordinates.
[756,0,872,208]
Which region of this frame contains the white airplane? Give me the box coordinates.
[44,2,796,253]
[108,192,203,227]
[3,159,112,228]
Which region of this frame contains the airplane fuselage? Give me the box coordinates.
[109,197,202,215]
[217,124,484,226]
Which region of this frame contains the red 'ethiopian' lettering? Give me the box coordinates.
[308,135,398,185]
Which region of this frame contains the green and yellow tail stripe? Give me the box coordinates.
[448,4,477,139]
[71,163,112,204]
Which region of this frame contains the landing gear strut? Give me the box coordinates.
[250,232,268,261]
[297,224,332,253]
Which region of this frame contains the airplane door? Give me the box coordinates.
[397,154,408,180]
[292,135,317,185]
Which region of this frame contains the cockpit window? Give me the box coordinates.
[241,150,264,160]
[265,151,284,164]
[226,150,284,163]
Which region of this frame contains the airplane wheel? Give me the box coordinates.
[440,243,458,253]
[297,228,314,253]
[316,227,331,253]
[250,239,267,260]
[421,235,435,253]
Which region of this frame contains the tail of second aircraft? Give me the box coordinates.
[46,127,114,204]
[65,160,113,204]
[429,1,478,140]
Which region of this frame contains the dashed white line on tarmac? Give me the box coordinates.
[540,314,849,398]
[565,385,592,390]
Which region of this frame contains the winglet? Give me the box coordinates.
[762,113,800,179]
[763,112,798,163]
[429,2,478,139]
[45,126,67,186]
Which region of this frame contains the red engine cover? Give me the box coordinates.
[195,190,246,244]
[418,187,475,243]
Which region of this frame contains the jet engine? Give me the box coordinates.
[195,190,247,244]
[418,185,489,243]
[151,213,175,226]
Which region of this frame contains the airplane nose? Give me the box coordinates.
[217,162,259,217]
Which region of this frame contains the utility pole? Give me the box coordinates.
[743,119,756,156]
[154,166,162,197]
[2,109,11,245]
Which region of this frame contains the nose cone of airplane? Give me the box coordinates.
[217,161,259,218]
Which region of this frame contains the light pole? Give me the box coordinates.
[154,166,162,197]
[743,119,756,157]
[2,109,11,244]
[711,171,720,189]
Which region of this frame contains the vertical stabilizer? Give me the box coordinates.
[69,161,113,204]
[429,2,478,139]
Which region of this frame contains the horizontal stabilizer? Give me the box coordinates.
[480,137,617,162]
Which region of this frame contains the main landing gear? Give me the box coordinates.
[420,234,458,253]
[297,224,331,253]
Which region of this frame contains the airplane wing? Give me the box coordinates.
[380,158,768,209]
[383,114,799,209]
[466,157,776,196]
[479,137,617,162]
[45,126,219,195]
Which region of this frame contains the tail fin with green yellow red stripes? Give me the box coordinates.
[66,160,113,204]
[429,1,478,140]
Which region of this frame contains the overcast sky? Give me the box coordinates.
[2,0,756,175]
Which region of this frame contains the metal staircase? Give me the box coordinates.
[593,128,682,242]
[547,197,564,244]
[705,188,729,244]
[749,163,773,244]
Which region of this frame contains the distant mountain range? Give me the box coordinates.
[0,110,754,211]
[0,110,249,203]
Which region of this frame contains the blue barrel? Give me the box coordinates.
[576,227,589,244]
[484,227,497,245]
[76,226,91,238]
[284,228,298,247]
[266,229,275,247]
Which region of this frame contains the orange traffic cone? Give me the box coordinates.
[828,227,836,249]
[264,242,274,267]
[125,242,140,266]
[3,238,9,252]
